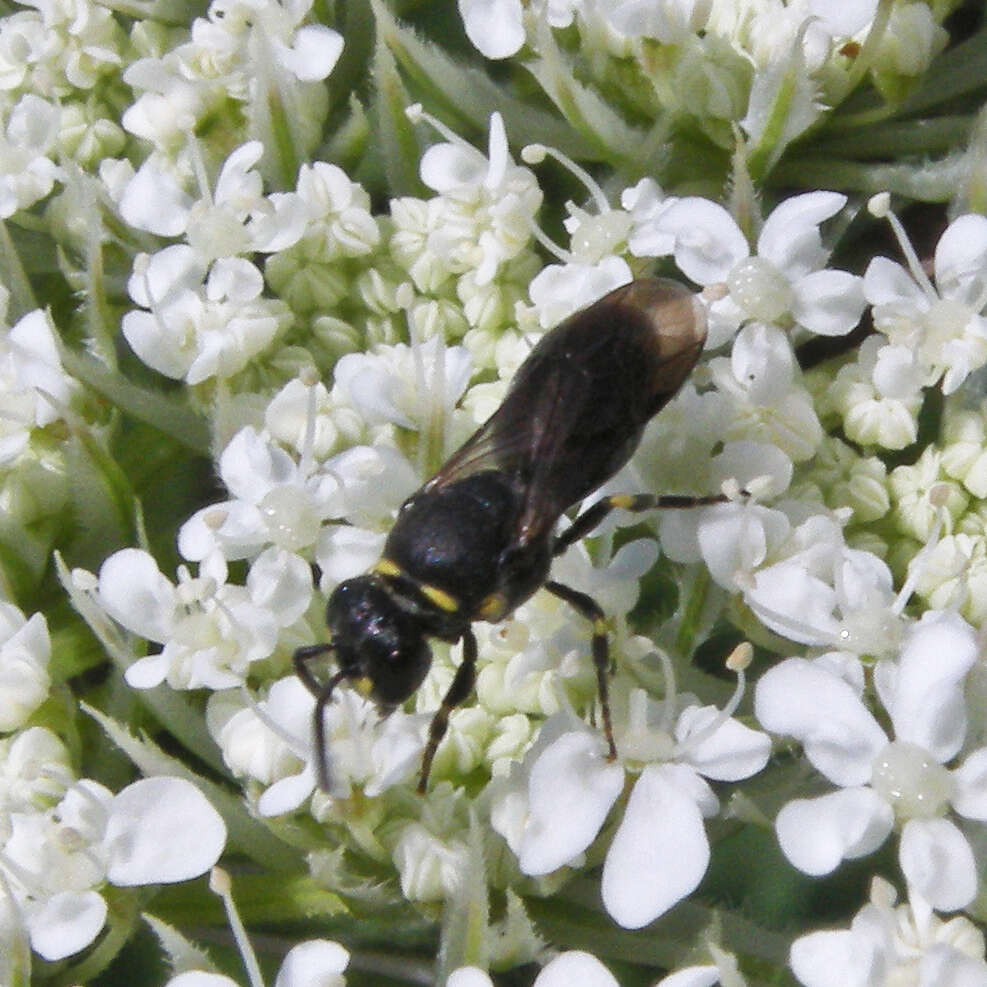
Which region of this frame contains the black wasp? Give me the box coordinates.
[295,278,721,793]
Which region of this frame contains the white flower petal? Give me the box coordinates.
[919,943,987,987]
[518,731,623,875]
[789,929,878,987]
[900,817,977,911]
[934,213,987,308]
[887,611,978,761]
[98,548,176,643]
[791,270,866,336]
[656,966,721,987]
[274,939,349,987]
[167,974,240,987]
[952,748,987,820]
[658,197,749,285]
[755,658,886,785]
[457,0,525,58]
[534,951,619,987]
[745,563,841,646]
[776,789,893,875]
[123,652,170,689]
[758,191,845,277]
[121,308,195,380]
[258,764,317,817]
[247,548,313,627]
[119,159,192,236]
[601,764,710,928]
[104,777,226,885]
[447,968,495,987]
[863,255,926,306]
[675,706,771,781]
[27,890,107,961]
[275,25,344,82]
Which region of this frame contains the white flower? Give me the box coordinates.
[708,324,823,462]
[527,256,633,329]
[333,335,473,431]
[755,611,984,911]
[96,548,281,690]
[2,776,225,961]
[413,108,542,286]
[652,191,865,346]
[0,605,50,732]
[293,161,379,257]
[123,0,341,153]
[827,335,923,450]
[865,211,987,395]
[491,674,770,929]
[178,424,343,561]
[603,0,711,42]
[790,877,987,987]
[0,727,72,820]
[745,514,898,651]
[0,307,78,466]
[621,178,679,258]
[274,939,350,987]
[0,94,60,218]
[122,248,292,383]
[211,676,424,815]
[474,539,658,723]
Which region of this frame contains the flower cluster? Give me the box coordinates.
[0,0,986,985]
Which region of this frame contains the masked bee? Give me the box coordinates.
[296,278,715,792]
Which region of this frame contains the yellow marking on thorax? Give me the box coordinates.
[477,592,508,622]
[373,558,403,578]
[609,494,636,510]
[420,584,460,613]
[372,558,459,613]
[354,676,374,697]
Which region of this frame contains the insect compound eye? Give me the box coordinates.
[366,632,432,705]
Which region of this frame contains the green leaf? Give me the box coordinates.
[371,27,426,197]
[59,347,211,456]
[522,19,649,166]
[371,0,597,160]
[142,913,218,977]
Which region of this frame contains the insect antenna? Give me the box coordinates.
[312,667,349,792]
[294,642,347,792]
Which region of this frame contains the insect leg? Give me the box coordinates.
[294,644,344,792]
[417,628,478,794]
[553,492,727,557]
[544,580,618,762]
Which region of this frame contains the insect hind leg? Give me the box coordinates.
[552,491,728,557]
[544,580,618,762]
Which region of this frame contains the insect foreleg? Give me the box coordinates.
[417,628,478,793]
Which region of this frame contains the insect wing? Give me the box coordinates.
[424,278,707,544]
[421,347,587,502]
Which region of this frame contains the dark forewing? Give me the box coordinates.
[423,278,707,544]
